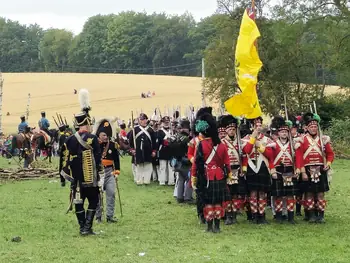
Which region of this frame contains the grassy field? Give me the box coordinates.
[1,157,350,263]
[1,73,205,133]
[1,73,345,134]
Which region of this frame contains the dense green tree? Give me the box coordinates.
[39,29,73,71]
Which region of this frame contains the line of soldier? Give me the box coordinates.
[188,107,334,233]
[126,106,334,233]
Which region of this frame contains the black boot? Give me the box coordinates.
[303,209,310,221]
[258,213,269,224]
[81,209,97,236]
[275,211,283,224]
[316,211,325,224]
[75,210,86,234]
[308,210,317,223]
[107,217,118,223]
[224,212,233,225]
[199,213,206,224]
[288,211,296,224]
[246,210,253,221]
[206,220,213,232]
[213,218,221,233]
[296,203,302,216]
[251,213,258,224]
[96,217,102,224]
[232,212,238,224]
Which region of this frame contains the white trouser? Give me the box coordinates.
[132,163,137,182]
[136,163,153,185]
[158,160,174,185]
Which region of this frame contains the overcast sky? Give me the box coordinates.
[0,0,219,34]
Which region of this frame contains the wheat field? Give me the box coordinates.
[1,73,344,134]
[1,73,205,133]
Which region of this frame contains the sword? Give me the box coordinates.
[116,178,123,217]
[65,189,73,214]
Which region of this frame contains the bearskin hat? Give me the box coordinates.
[220,115,239,129]
[195,112,218,140]
[270,115,292,131]
[302,112,321,126]
[217,115,226,133]
[195,107,213,119]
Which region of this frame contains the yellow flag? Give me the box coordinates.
[225,8,263,118]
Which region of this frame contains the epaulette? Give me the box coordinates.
[322,135,331,145]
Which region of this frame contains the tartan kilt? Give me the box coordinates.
[228,165,247,196]
[299,165,329,193]
[203,179,229,205]
[246,163,271,193]
[271,166,299,197]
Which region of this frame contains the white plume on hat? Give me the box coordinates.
[78,89,91,112]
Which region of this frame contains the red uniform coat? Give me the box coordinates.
[187,135,204,164]
[273,139,294,168]
[191,138,231,181]
[222,135,241,167]
[242,134,275,173]
[295,134,334,171]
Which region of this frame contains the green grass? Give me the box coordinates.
[1,158,350,263]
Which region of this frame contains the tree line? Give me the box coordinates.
[0,0,350,116]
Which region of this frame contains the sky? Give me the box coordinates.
[0,0,219,34]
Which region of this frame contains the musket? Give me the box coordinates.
[131,111,137,165]
[313,101,327,167]
[284,93,296,170]
[59,113,65,126]
[52,116,59,128]
[64,117,68,126]
[236,120,243,173]
[116,178,123,217]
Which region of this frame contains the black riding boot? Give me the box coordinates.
[213,218,221,233]
[288,211,296,224]
[224,212,233,225]
[81,209,97,235]
[275,211,283,224]
[296,203,302,216]
[317,211,325,224]
[206,220,213,232]
[76,210,86,234]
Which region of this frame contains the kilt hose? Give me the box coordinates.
[246,163,271,193]
[271,166,299,197]
[299,165,329,194]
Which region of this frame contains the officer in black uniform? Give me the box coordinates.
[60,89,101,236]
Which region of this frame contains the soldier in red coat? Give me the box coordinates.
[270,116,299,224]
[295,112,334,223]
[221,115,246,225]
[188,107,212,224]
[242,117,274,224]
[191,113,232,233]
